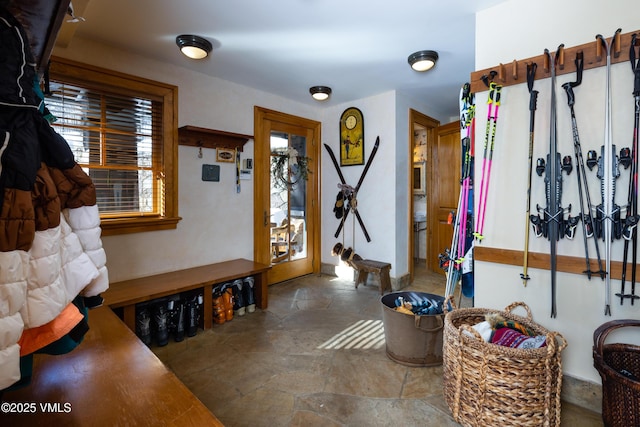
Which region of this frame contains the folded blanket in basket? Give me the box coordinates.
[492,327,547,349]
[466,313,547,349]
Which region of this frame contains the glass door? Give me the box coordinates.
[270,131,308,265]
[254,107,320,285]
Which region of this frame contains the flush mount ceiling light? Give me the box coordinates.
[176,34,213,60]
[408,50,439,72]
[309,86,332,101]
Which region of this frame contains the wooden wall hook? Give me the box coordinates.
[557,44,565,70]
[498,63,506,82]
[613,28,622,58]
[512,59,518,80]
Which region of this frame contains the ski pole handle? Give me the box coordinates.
[529,90,538,112]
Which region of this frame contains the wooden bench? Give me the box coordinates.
[2,306,223,426]
[352,259,392,294]
[102,258,271,333]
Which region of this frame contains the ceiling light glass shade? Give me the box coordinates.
[176,34,213,59]
[408,50,439,72]
[309,86,332,101]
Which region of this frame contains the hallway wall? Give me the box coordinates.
[475,0,640,383]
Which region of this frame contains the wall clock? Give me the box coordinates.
[339,107,364,166]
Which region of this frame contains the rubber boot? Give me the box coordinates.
[136,307,152,346]
[243,276,256,313]
[222,287,234,321]
[153,304,169,347]
[232,279,246,316]
[212,287,226,325]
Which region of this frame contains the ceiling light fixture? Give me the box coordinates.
[176,34,213,60]
[408,50,439,72]
[309,86,332,101]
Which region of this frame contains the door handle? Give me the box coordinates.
[264,211,268,227]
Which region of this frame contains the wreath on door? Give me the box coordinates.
[270,147,312,190]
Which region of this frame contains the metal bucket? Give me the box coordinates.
[381,291,444,367]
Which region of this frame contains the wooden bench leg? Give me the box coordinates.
[354,270,368,289]
[123,305,136,331]
[203,284,213,329]
[379,267,392,294]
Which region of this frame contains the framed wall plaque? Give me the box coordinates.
[216,147,235,163]
[339,107,364,166]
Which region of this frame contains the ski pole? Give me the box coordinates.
[562,52,605,280]
[522,62,538,285]
[474,82,502,241]
[618,33,640,304]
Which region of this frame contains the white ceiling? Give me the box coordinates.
[59,0,506,118]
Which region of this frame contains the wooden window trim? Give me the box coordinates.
[48,56,181,235]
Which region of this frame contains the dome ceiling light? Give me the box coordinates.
[408,50,439,72]
[176,34,213,60]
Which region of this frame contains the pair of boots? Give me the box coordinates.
[135,295,202,346]
[231,277,256,317]
[212,286,234,324]
[135,304,170,347]
[167,294,201,341]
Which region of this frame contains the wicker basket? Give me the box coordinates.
[593,319,640,427]
[442,299,567,427]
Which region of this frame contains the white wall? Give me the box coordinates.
[54,38,320,282]
[54,37,444,285]
[476,0,640,384]
[321,93,399,275]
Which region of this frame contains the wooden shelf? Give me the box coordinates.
[178,126,253,152]
[470,28,639,93]
[474,246,635,281]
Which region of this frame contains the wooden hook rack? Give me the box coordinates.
[470,28,638,94]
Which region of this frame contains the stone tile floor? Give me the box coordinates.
[153,267,603,427]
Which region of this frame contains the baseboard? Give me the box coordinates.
[562,375,602,413]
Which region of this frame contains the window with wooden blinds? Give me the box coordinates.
[46,57,180,235]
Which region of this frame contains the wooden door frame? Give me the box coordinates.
[408,109,439,282]
[253,106,322,283]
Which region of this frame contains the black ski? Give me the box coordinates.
[534,46,573,318]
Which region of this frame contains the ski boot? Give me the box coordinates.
[167,298,185,342]
[136,307,152,346]
[222,286,234,322]
[243,276,256,313]
[153,303,169,347]
[186,294,202,337]
[232,279,246,316]
[212,287,226,325]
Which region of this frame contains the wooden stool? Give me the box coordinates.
[352,259,392,294]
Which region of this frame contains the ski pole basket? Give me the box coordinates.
[442,298,567,427]
[593,319,640,427]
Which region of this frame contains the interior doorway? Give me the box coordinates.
[254,107,321,284]
[408,109,439,282]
